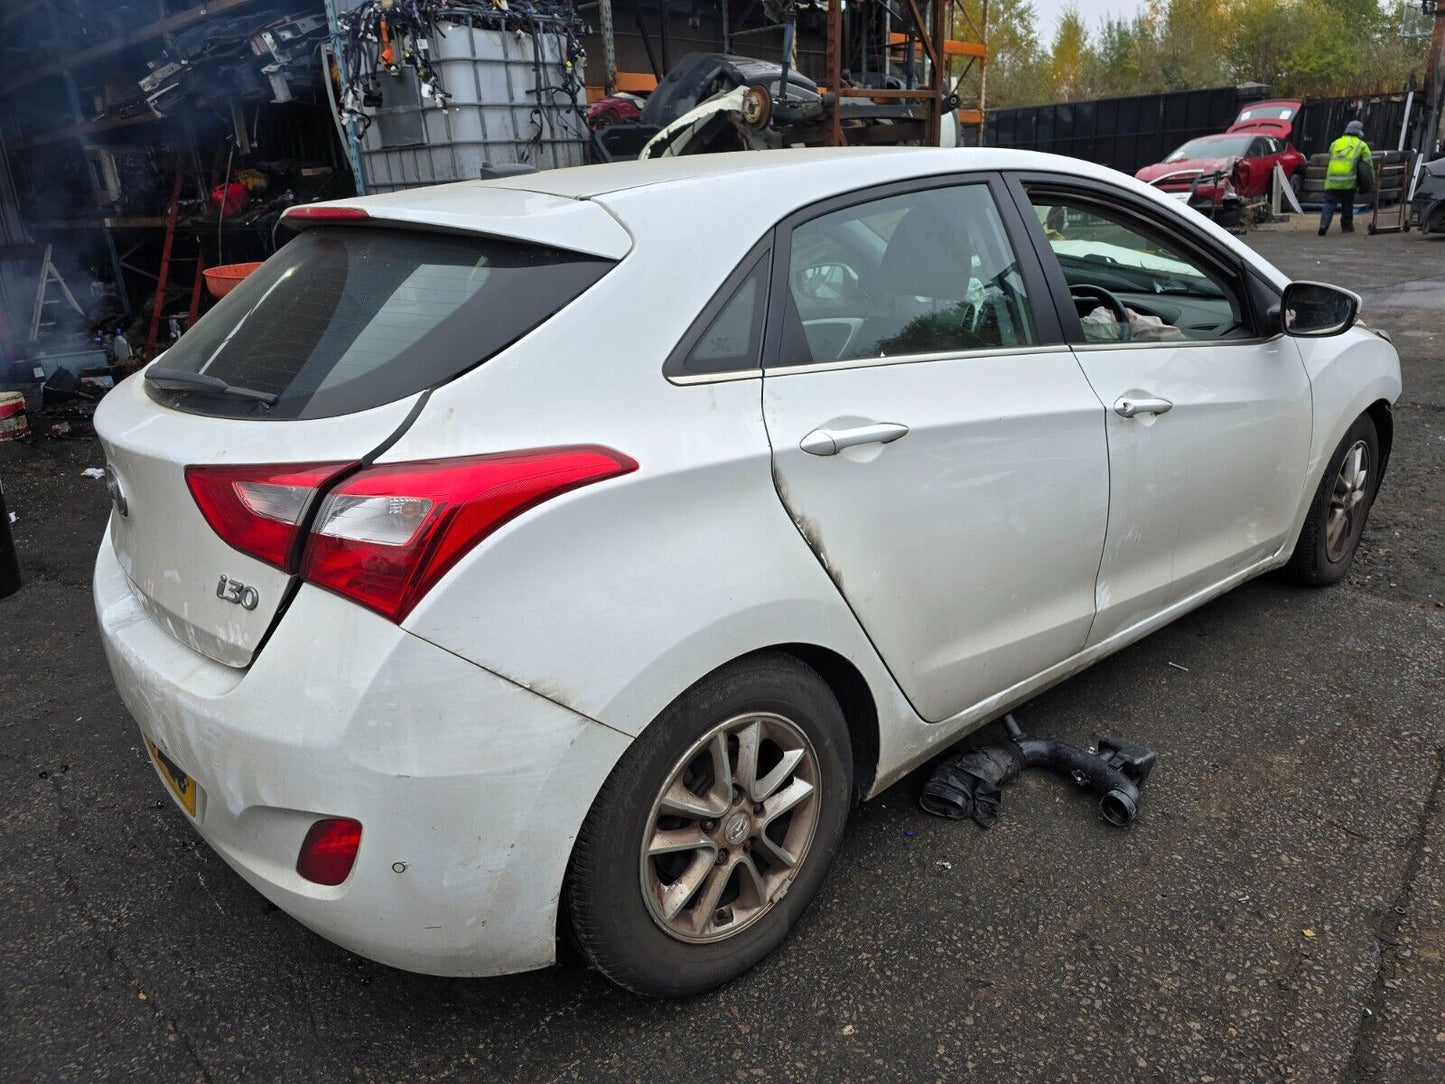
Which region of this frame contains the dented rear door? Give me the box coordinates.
[759,177,1109,724]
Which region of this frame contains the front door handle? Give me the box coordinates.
[1114,396,1173,419]
[799,422,910,456]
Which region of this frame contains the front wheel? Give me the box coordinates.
[565,652,852,996]
[1282,414,1380,586]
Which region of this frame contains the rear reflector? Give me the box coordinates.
[186,462,356,570]
[301,446,637,622]
[282,205,370,223]
[296,818,363,886]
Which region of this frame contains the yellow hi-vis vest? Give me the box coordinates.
[1325,135,1371,191]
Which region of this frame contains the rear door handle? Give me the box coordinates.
[1114,396,1173,418]
[799,422,910,456]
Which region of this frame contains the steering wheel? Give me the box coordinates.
[1071,283,1129,324]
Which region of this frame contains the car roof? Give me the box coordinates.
[309,147,1290,288]
[327,147,1122,215]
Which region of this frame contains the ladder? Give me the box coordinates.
[146,156,206,355]
[28,244,85,340]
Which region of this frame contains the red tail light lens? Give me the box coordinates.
[296,817,363,886]
[186,462,357,570]
[300,446,637,623]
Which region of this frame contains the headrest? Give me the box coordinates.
[874,204,973,301]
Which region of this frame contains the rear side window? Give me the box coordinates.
[664,243,770,379]
[146,226,612,420]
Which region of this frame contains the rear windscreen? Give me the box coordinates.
[145,226,613,420]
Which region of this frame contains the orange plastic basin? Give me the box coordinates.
[202,261,263,299]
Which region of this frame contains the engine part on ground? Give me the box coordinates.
[40,367,104,409]
[920,714,1156,828]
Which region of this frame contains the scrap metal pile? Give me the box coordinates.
[113,9,331,118]
[333,0,589,137]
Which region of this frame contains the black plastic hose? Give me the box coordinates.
[920,714,1154,828]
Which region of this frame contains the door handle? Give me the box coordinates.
[799,422,910,456]
[1114,396,1173,419]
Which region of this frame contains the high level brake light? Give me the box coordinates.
[300,446,637,622]
[281,205,371,223]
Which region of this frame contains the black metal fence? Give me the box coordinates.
[1292,93,1419,158]
[984,85,1268,174]
[986,86,1421,175]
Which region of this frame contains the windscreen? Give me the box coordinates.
[1166,136,1251,162]
[146,226,613,420]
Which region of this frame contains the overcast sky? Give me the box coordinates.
[1040,1,1149,39]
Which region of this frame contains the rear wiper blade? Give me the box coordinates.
[145,367,277,405]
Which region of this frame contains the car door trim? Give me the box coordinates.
[765,342,1073,378]
[762,172,1066,373]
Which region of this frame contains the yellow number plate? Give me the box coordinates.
[144,736,199,818]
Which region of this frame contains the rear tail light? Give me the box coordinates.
[186,462,356,570]
[300,446,637,622]
[296,817,363,886]
[187,446,635,621]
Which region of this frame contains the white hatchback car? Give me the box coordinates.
[95,148,1399,996]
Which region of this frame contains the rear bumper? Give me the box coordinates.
[93,532,630,977]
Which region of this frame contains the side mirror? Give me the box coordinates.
[1280,280,1360,337]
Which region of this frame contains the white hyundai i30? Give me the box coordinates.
[94,148,1400,996]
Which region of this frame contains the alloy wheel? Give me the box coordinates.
[1326,439,1371,562]
[639,712,821,944]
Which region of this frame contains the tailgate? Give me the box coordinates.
[97,374,419,667]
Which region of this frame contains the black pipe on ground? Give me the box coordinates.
[920,714,1156,828]
[0,477,21,600]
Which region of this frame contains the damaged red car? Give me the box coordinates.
[1135,100,1306,224]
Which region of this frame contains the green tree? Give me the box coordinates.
[1046,6,1091,101]
[952,0,1048,110]
[971,0,1429,108]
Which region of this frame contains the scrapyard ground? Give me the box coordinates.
[1,221,1441,1083]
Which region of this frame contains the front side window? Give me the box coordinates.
[1027,194,1248,344]
[777,184,1037,367]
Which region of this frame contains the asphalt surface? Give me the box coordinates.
[2,223,1442,1083]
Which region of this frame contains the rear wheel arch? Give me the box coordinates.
[556,643,880,954]
[561,647,855,994]
[768,644,880,802]
[626,643,881,803]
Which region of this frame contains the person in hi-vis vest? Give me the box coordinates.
[1320,120,1373,236]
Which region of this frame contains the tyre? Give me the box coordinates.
[1282,414,1380,586]
[1289,171,1303,200]
[566,652,852,996]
